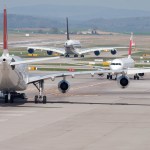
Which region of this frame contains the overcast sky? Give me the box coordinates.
[0,0,150,11]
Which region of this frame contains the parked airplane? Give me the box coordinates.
[27,18,127,57]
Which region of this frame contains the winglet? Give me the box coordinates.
[128,32,134,58]
[66,17,70,40]
[3,7,9,56]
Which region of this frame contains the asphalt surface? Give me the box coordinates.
[0,73,150,150]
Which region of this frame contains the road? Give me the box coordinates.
[0,74,150,149]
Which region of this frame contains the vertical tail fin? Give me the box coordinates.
[128,32,134,58]
[66,17,70,40]
[3,8,9,56]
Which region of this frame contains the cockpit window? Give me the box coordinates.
[111,63,121,65]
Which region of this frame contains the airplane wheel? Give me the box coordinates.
[10,95,14,103]
[134,75,136,80]
[20,93,26,99]
[74,54,78,57]
[137,76,139,80]
[34,95,38,104]
[65,54,70,58]
[4,95,8,103]
[43,96,47,104]
[110,75,113,80]
[107,75,109,79]
[81,55,84,57]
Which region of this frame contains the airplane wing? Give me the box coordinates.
[27,67,150,84]
[27,70,105,84]
[75,47,127,55]
[127,68,150,75]
[10,57,60,65]
[27,46,66,55]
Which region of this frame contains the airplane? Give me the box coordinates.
[27,18,127,58]
[93,33,150,88]
[106,33,144,80]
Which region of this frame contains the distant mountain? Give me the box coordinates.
[83,17,150,33]
[0,14,64,29]
[7,4,150,20]
[0,13,150,34]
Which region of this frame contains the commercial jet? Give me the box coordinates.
[96,33,150,88]
[27,18,127,57]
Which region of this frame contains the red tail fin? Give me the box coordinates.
[3,8,8,56]
[128,32,134,57]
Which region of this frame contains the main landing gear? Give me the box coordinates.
[33,80,47,104]
[134,74,140,80]
[4,92,26,103]
[107,74,113,80]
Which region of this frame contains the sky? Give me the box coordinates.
[0,0,150,11]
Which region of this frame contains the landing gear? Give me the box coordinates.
[107,74,113,80]
[4,95,8,103]
[134,74,139,80]
[33,80,47,104]
[81,54,84,58]
[4,92,26,103]
[74,54,78,57]
[10,95,14,103]
[34,95,47,104]
[65,54,70,58]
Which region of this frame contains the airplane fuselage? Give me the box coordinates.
[110,57,135,71]
[0,55,28,92]
[64,40,81,55]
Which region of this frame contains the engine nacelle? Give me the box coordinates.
[138,73,144,77]
[58,80,70,93]
[94,50,100,56]
[47,51,53,55]
[111,49,117,55]
[28,48,35,54]
[117,75,129,88]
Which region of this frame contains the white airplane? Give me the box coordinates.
[27,18,127,57]
[0,8,104,104]
[94,33,150,88]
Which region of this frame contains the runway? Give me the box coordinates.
[0,74,150,149]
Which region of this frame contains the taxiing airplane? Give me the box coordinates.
[27,18,127,57]
[95,33,150,88]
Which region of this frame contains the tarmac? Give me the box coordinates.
[0,73,150,150]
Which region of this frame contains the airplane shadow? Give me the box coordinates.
[44,100,150,107]
[0,98,62,109]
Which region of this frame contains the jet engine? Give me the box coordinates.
[111,49,117,55]
[28,48,35,54]
[94,50,100,56]
[47,51,53,55]
[117,75,129,88]
[58,80,70,93]
[138,73,144,77]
